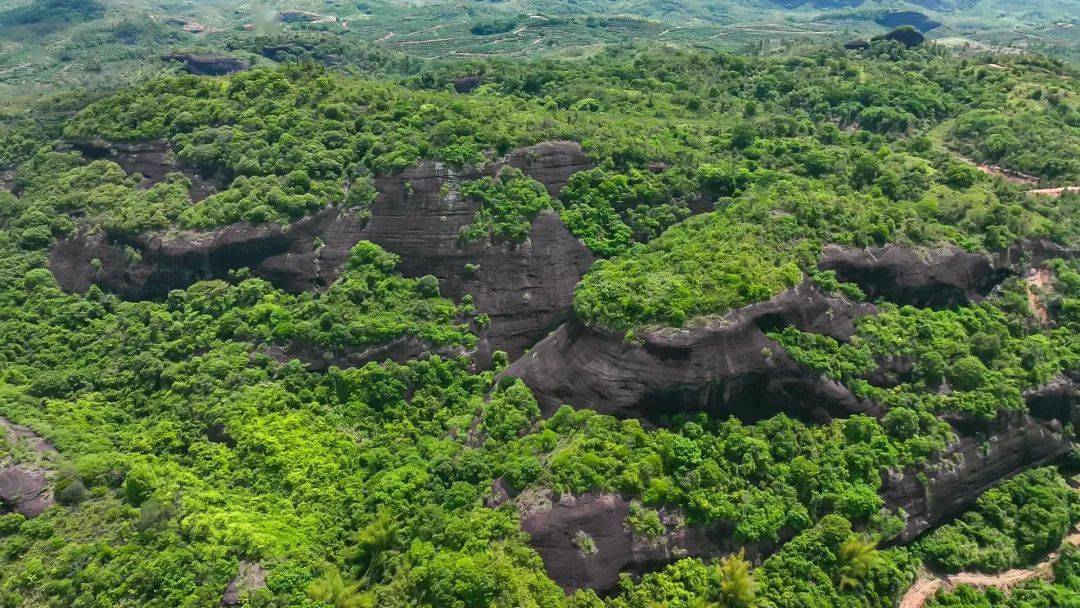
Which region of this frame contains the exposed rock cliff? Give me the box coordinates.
[221,561,268,606]
[0,418,58,518]
[162,53,250,76]
[503,280,877,423]
[818,240,1073,308]
[518,405,1073,592]
[518,491,787,594]
[65,139,221,201]
[49,141,595,362]
[511,239,1073,420]
[880,410,1070,544]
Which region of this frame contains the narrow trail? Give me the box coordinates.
[1027,185,1080,197]
[375,32,394,43]
[899,531,1080,608]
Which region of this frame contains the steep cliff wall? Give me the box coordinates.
[818,240,1073,308]
[48,141,595,362]
[503,281,877,423]
[880,410,1070,544]
[517,491,788,594]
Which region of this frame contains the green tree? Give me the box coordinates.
[715,551,757,608]
[308,569,366,608]
[834,536,882,589]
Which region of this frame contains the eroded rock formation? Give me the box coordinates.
[163,53,251,76]
[49,141,595,362]
[518,406,1074,592]
[881,410,1070,544]
[518,491,786,594]
[221,561,268,606]
[0,418,58,518]
[503,281,877,423]
[64,139,221,201]
[818,240,1073,308]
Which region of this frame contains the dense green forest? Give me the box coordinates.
[0,8,1078,608]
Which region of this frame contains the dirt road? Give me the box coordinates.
[898,531,1080,608]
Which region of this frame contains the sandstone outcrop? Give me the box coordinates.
[519,491,787,594]
[502,281,877,423]
[0,418,58,518]
[519,406,1073,592]
[221,561,268,606]
[880,410,1070,544]
[453,76,482,93]
[873,26,925,47]
[0,467,52,517]
[64,139,220,201]
[818,240,1073,308]
[163,53,251,76]
[1024,374,1080,427]
[49,141,595,362]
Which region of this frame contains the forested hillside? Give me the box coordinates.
[0,16,1078,608]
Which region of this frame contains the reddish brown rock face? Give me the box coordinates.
[48,141,595,364]
[520,491,788,594]
[503,281,879,423]
[817,240,1073,309]
[162,53,250,76]
[0,466,52,517]
[65,139,222,201]
[880,410,1070,544]
[0,418,58,518]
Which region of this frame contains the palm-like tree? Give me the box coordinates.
[834,535,883,590]
[307,569,366,608]
[715,551,757,608]
[349,511,398,583]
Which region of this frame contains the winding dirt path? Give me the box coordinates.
[1027,185,1080,197]
[899,532,1080,608]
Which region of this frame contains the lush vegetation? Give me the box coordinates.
[774,277,1080,419]
[917,468,1080,573]
[574,215,802,332]
[925,545,1080,607]
[460,168,556,244]
[0,24,1078,608]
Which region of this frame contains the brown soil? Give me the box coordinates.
[899,531,1080,608]
[1024,266,1054,323]
[1027,186,1080,198]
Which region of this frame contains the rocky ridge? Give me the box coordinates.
[507,239,1074,421]
[49,141,595,363]
[504,241,1076,592]
[513,490,789,594]
[504,280,877,424]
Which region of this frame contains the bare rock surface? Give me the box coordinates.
[1024,374,1080,426]
[163,53,250,76]
[221,561,268,606]
[520,491,786,594]
[521,407,1072,592]
[0,417,58,518]
[880,410,1070,544]
[818,240,1074,308]
[49,141,595,362]
[502,281,877,423]
[64,139,221,201]
[0,467,52,517]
